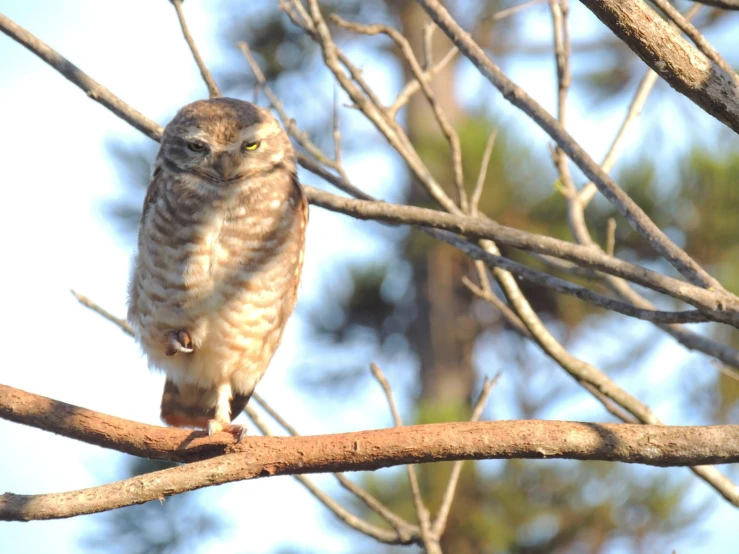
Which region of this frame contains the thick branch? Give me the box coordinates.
[579,0,739,134]
[2,383,738,521]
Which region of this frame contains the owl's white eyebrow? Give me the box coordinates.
[240,120,281,142]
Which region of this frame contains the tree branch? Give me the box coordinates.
[170,0,221,98]
[579,0,739,134]
[0,13,162,141]
[416,0,729,291]
[2,383,738,521]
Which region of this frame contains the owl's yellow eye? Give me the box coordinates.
[187,141,207,152]
[242,141,261,152]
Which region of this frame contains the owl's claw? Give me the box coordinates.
[207,420,248,442]
[165,329,193,356]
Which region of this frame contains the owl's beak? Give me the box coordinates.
[213,152,239,182]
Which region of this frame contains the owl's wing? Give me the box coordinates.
[140,162,165,225]
[160,379,251,429]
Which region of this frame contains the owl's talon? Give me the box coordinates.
[207,419,223,437]
[206,420,247,441]
[165,329,194,356]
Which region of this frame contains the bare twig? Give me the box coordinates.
[0,13,162,141]
[250,395,419,541]
[330,14,467,213]
[417,0,730,291]
[579,4,701,206]
[244,404,418,545]
[389,45,459,118]
[470,128,498,215]
[432,374,501,536]
[488,0,548,21]
[606,218,617,256]
[170,0,221,98]
[449,239,714,324]
[70,290,133,335]
[370,364,440,553]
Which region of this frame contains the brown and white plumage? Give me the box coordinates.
[127,98,307,436]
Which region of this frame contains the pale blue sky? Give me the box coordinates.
[0,1,737,553]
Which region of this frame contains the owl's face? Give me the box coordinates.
[159,98,293,185]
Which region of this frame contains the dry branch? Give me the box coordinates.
[417,0,728,291]
[579,0,739,134]
[2,383,738,521]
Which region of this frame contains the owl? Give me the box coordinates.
[127,98,308,437]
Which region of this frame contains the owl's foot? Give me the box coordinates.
[165,329,193,356]
[207,420,248,442]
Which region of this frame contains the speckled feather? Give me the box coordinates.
[127,98,307,431]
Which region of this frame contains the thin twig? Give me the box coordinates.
[250,394,418,539]
[71,290,133,335]
[418,0,728,291]
[170,0,221,98]
[244,404,419,545]
[432,373,501,536]
[606,218,617,256]
[389,45,459,118]
[470,128,498,215]
[487,0,548,21]
[0,13,162,141]
[331,15,467,212]
[370,364,440,553]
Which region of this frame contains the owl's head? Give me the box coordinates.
[158,98,294,184]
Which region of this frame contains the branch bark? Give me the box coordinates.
[2,383,738,521]
[579,0,739,134]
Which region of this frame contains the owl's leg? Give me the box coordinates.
[207,383,248,441]
[165,329,194,356]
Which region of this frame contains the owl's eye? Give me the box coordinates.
[242,140,261,152]
[187,141,207,152]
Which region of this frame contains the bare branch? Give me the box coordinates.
[579,0,739,134]
[71,290,132,335]
[389,45,459,118]
[170,0,221,98]
[370,364,440,553]
[650,0,733,75]
[470,128,498,215]
[250,395,420,542]
[432,374,501,536]
[463,275,532,338]
[417,0,729,291]
[243,405,418,545]
[0,13,162,141]
[443,235,713,324]
[2,383,739,521]
[305,188,739,322]
[332,15,467,213]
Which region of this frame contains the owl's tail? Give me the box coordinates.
[160,378,250,429]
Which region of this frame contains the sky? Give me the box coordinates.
[0,1,737,553]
